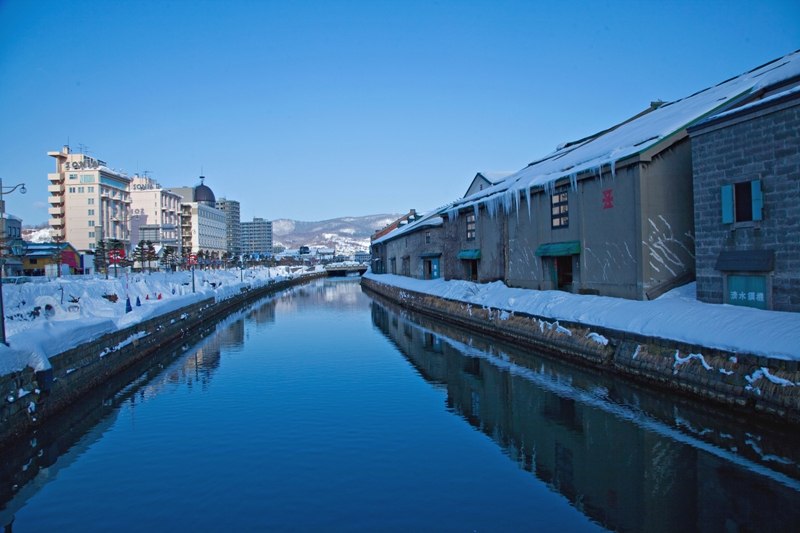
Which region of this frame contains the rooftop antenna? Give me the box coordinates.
[77,143,89,155]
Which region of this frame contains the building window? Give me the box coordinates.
[88,198,94,205]
[89,243,95,250]
[77,186,85,193]
[88,220,95,227]
[80,175,95,183]
[88,209,94,215]
[88,186,94,193]
[721,180,762,223]
[69,173,78,180]
[551,191,569,228]
[466,214,476,241]
[68,187,76,193]
[89,231,95,238]
[425,231,431,243]
[30,259,38,265]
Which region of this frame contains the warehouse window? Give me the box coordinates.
[551,190,569,228]
[722,180,762,223]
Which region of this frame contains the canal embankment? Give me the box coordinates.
[362,274,800,425]
[0,271,324,446]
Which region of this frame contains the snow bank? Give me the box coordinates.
[364,273,800,361]
[0,267,310,375]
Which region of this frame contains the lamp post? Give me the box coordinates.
[0,177,27,345]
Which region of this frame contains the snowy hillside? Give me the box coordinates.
[272,213,399,255]
[22,227,53,243]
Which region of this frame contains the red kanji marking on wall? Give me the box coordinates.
[602,189,614,209]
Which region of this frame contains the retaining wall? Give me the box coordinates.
[0,273,324,446]
[362,276,800,425]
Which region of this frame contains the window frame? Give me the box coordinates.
[551,190,569,229]
[466,214,476,241]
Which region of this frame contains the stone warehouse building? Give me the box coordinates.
[371,211,445,279]
[689,81,800,312]
[371,50,800,305]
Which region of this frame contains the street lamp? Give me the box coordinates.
[0,177,27,345]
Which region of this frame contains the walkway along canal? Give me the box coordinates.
[1,278,799,532]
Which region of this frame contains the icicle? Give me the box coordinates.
[447,208,459,222]
[514,189,520,223]
[473,203,479,221]
[570,172,577,192]
[610,159,616,180]
[526,185,532,222]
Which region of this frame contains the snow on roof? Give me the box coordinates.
[478,171,517,183]
[449,50,800,217]
[699,82,800,124]
[372,209,446,245]
[1,213,22,221]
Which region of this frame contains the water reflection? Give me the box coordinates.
[370,297,800,533]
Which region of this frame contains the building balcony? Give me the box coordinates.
[47,173,62,183]
[48,196,64,206]
[48,206,64,216]
[48,218,65,228]
[47,184,63,193]
[50,228,64,239]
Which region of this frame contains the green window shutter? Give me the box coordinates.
[721,185,734,224]
[751,179,763,221]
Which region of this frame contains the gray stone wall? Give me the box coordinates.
[363,276,800,424]
[691,98,800,311]
[443,207,505,283]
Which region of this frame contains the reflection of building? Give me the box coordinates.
[371,300,800,533]
[167,177,226,258]
[129,174,182,251]
[47,146,132,252]
[241,217,273,256]
[216,198,241,258]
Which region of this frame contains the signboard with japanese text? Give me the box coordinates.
[727,275,767,310]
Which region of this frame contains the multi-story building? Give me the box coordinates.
[241,217,273,256]
[47,146,132,252]
[216,197,241,259]
[129,174,182,251]
[166,177,226,259]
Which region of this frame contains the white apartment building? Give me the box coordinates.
[47,146,132,252]
[130,174,182,251]
[167,177,226,259]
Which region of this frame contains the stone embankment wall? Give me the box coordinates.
[362,277,800,425]
[0,273,324,446]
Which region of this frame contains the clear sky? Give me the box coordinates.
[1,0,798,225]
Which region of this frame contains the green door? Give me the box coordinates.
[727,275,767,310]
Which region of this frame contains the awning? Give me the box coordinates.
[535,240,581,257]
[419,252,442,258]
[715,249,774,272]
[457,249,481,260]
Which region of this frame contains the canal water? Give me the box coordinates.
[2,278,799,532]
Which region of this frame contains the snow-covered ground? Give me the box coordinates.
[0,266,322,375]
[364,272,800,361]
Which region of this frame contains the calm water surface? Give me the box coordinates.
[2,278,799,532]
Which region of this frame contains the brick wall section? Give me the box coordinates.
[690,96,800,311]
[0,273,324,446]
[363,276,800,425]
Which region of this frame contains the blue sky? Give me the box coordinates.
[1,0,798,225]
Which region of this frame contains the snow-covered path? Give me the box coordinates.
[364,272,800,361]
[0,267,319,375]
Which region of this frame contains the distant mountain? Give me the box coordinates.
[272,214,400,255]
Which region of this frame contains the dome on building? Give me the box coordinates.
[194,176,216,206]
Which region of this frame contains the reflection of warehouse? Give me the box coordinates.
[371,302,800,533]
